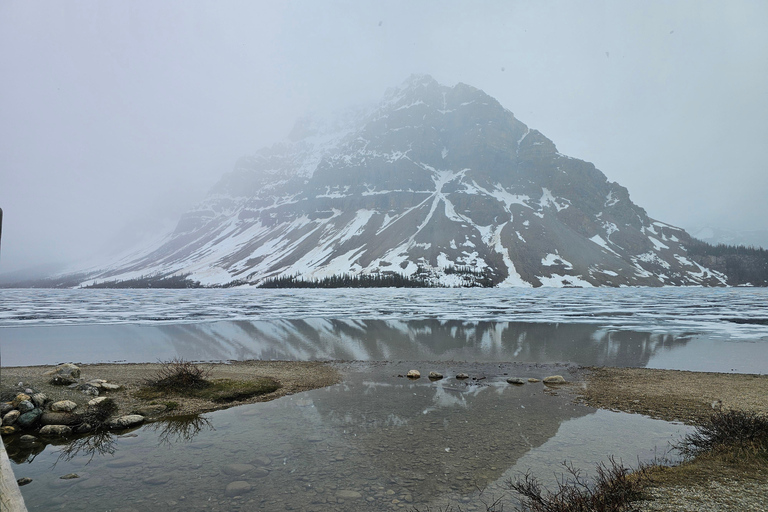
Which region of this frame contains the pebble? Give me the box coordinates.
[506,377,525,385]
[222,464,255,476]
[225,481,252,497]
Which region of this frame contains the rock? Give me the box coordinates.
[17,477,33,486]
[506,378,525,385]
[0,403,13,415]
[60,473,79,480]
[143,474,171,485]
[50,400,78,412]
[41,412,80,426]
[225,481,252,497]
[20,435,37,443]
[50,375,78,386]
[43,363,81,380]
[101,383,122,391]
[74,423,94,434]
[543,375,567,385]
[40,425,73,436]
[79,384,100,396]
[428,371,444,380]
[30,393,48,408]
[528,378,540,383]
[222,464,255,476]
[2,410,20,425]
[109,415,145,429]
[136,405,167,417]
[251,456,272,466]
[336,490,362,499]
[406,369,420,379]
[88,397,109,407]
[12,394,31,407]
[0,426,16,435]
[17,409,43,428]
[252,468,270,478]
[17,400,35,413]
[456,373,469,380]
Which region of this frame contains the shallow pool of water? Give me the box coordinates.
[8,362,691,511]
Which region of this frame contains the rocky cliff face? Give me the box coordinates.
[91,75,727,287]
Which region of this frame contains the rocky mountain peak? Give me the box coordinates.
[88,76,728,288]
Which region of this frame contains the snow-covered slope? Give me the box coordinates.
[87,75,727,287]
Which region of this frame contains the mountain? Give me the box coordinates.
[82,75,732,288]
[690,226,768,250]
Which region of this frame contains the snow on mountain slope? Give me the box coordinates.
[87,75,727,287]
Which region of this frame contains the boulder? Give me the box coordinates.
[506,378,525,385]
[41,411,80,426]
[17,409,43,428]
[406,370,421,379]
[43,363,81,380]
[543,375,567,385]
[31,393,48,407]
[109,415,145,429]
[50,375,78,385]
[50,400,78,412]
[40,425,73,436]
[2,410,20,425]
[428,371,444,380]
[17,400,35,413]
[12,394,31,407]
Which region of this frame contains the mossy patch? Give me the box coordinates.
[136,378,280,403]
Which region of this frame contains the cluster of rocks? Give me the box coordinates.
[0,363,145,439]
[43,363,123,396]
[400,370,568,386]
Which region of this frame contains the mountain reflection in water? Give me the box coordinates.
[4,319,690,368]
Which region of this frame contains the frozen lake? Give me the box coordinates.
[2,287,767,372]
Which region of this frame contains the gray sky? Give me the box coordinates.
[1,0,767,273]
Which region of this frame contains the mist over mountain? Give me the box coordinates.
[27,76,763,288]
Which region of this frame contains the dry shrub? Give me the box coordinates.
[679,409,768,458]
[507,456,653,512]
[145,358,212,392]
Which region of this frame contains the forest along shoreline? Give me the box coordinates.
[2,361,767,511]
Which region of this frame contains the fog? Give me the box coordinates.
[1,1,767,274]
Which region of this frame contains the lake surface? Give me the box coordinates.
[2,288,767,372]
[1,288,766,510]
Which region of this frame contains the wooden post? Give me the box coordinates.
[0,434,28,512]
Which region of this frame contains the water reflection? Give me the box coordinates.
[4,319,692,368]
[10,363,689,511]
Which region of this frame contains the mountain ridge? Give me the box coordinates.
[46,75,749,287]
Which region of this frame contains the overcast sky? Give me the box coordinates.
[1,0,767,273]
